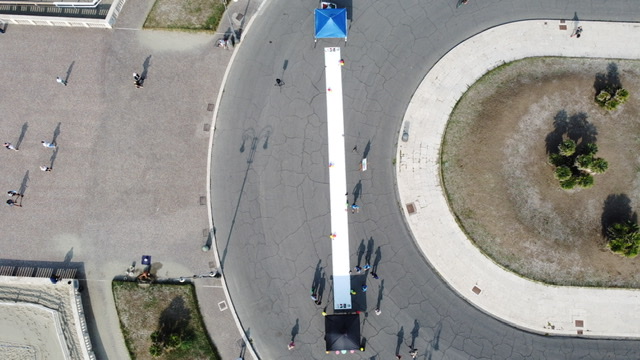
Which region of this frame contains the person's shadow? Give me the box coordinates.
[291,318,299,342]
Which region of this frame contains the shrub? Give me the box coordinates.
[604,98,620,111]
[576,174,594,188]
[615,88,630,103]
[558,139,576,156]
[590,158,609,174]
[596,90,611,105]
[575,154,593,171]
[554,166,572,181]
[607,221,640,258]
[560,176,577,189]
[149,343,163,357]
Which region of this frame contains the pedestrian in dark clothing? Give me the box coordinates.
[4,142,18,151]
[371,272,379,279]
[56,77,67,86]
[6,199,21,207]
[275,78,284,86]
[7,191,22,197]
[133,73,143,88]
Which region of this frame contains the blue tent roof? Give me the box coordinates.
[314,8,347,39]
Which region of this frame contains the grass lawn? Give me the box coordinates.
[113,281,220,360]
[144,0,227,31]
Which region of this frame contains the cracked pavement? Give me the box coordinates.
[211,0,640,359]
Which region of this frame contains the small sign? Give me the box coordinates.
[361,158,367,171]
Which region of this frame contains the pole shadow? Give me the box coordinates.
[220,126,272,268]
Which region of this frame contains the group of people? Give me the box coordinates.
[4,139,58,207]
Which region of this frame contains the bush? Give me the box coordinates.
[590,158,609,174]
[554,166,572,181]
[607,221,640,258]
[577,174,594,188]
[575,154,593,171]
[560,176,577,189]
[596,90,611,105]
[615,88,630,103]
[558,139,576,156]
[149,343,163,357]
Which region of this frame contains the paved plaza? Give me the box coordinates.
[3,0,640,360]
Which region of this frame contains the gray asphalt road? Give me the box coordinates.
[211,1,640,359]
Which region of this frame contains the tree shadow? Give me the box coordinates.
[601,194,637,237]
[545,111,597,154]
[157,296,194,345]
[594,62,621,96]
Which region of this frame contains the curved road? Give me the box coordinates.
[211,1,640,359]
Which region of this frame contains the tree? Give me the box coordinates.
[589,158,609,174]
[554,166,572,181]
[558,139,576,156]
[607,221,640,258]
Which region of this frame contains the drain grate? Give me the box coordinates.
[200,196,206,205]
[575,320,584,327]
[218,300,228,311]
[472,286,481,295]
[207,103,215,112]
[203,123,211,132]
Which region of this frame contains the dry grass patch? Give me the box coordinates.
[144,0,227,31]
[442,57,640,287]
[113,281,219,360]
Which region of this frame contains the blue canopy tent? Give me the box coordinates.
[314,8,347,43]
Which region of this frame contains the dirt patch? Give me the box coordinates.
[442,57,640,287]
[112,281,219,360]
[144,0,226,31]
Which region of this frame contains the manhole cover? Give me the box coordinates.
[406,203,416,214]
[207,103,215,111]
[218,301,228,311]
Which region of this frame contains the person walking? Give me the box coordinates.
[371,272,379,279]
[133,73,144,88]
[361,283,368,292]
[354,266,362,273]
[40,165,53,172]
[7,191,22,197]
[56,77,67,86]
[287,341,295,350]
[409,349,418,358]
[41,141,56,148]
[351,204,360,213]
[3,142,18,151]
[275,78,284,87]
[374,308,381,315]
[6,199,21,207]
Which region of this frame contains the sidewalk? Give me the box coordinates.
[397,20,640,338]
